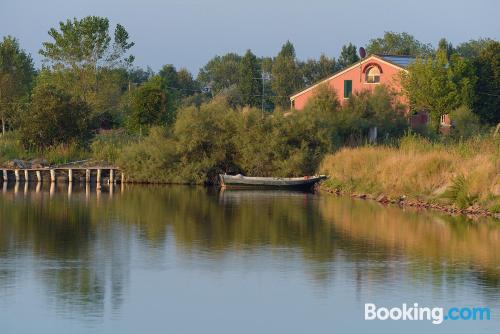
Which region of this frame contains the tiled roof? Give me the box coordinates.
[377,55,416,68]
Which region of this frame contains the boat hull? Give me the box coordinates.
[219,174,327,190]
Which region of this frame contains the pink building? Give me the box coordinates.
[290,54,414,111]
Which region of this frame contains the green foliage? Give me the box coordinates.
[402,50,477,132]
[437,38,454,60]
[20,84,92,149]
[0,36,35,134]
[442,175,477,209]
[40,16,134,69]
[90,129,134,163]
[299,54,337,86]
[303,85,407,147]
[449,106,482,139]
[472,41,500,124]
[0,131,27,163]
[366,31,433,56]
[39,16,134,128]
[197,53,241,95]
[455,38,496,58]
[117,126,180,183]
[271,41,301,108]
[42,142,89,165]
[337,43,359,70]
[238,50,261,107]
[126,76,172,134]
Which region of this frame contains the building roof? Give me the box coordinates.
[376,55,416,68]
[290,54,412,100]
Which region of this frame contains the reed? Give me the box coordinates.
[319,134,500,211]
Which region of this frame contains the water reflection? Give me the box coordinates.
[0,184,498,331]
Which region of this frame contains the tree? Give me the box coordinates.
[337,43,359,70]
[402,50,476,131]
[21,84,91,149]
[472,41,500,124]
[437,38,454,60]
[197,53,241,96]
[238,50,261,107]
[39,16,135,127]
[455,38,496,58]
[271,41,301,109]
[40,16,134,70]
[0,36,35,135]
[299,54,337,86]
[127,76,172,134]
[366,32,433,57]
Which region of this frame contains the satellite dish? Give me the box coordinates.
[359,47,366,58]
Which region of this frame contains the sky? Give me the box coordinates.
[0,0,499,74]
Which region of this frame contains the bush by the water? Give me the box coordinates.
[118,98,336,183]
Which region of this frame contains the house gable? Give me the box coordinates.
[290,55,407,103]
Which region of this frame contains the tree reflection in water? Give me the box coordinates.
[0,184,498,318]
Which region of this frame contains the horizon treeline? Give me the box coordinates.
[0,15,498,160]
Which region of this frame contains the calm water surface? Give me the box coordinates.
[0,184,498,333]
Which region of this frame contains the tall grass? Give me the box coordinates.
[319,134,500,211]
[0,131,88,165]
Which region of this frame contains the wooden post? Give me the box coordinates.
[50,182,55,196]
[85,169,90,183]
[121,172,125,184]
[96,169,102,190]
[50,169,56,183]
[14,169,20,182]
[110,169,114,184]
[3,169,7,182]
[68,169,73,183]
[24,170,29,182]
[36,170,42,183]
[36,181,41,193]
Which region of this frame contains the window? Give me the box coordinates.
[343,80,352,98]
[366,66,380,83]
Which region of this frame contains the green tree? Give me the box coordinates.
[20,84,91,149]
[238,49,261,107]
[39,16,134,127]
[197,53,241,96]
[337,43,360,70]
[271,41,301,109]
[366,32,433,56]
[0,36,35,135]
[402,50,476,131]
[472,41,500,124]
[437,38,454,60]
[455,38,496,58]
[299,54,337,86]
[127,76,172,134]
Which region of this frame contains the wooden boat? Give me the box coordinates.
[219,174,327,190]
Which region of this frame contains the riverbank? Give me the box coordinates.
[319,135,500,218]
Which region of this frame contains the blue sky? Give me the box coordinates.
[0,0,498,74]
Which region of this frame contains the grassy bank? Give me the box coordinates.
[319,135,500,213]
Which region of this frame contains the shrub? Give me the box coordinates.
[20,84,92,149]
[91,129,135,164]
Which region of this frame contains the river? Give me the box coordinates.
[0,184,498,333]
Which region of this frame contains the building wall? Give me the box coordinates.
[291,57,406,110]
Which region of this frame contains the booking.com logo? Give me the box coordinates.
[365,303,491,325]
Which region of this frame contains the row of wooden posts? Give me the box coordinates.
[1,167,122,189]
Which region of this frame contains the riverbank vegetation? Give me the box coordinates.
[0,16,498,212]
[320,134,500,212]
